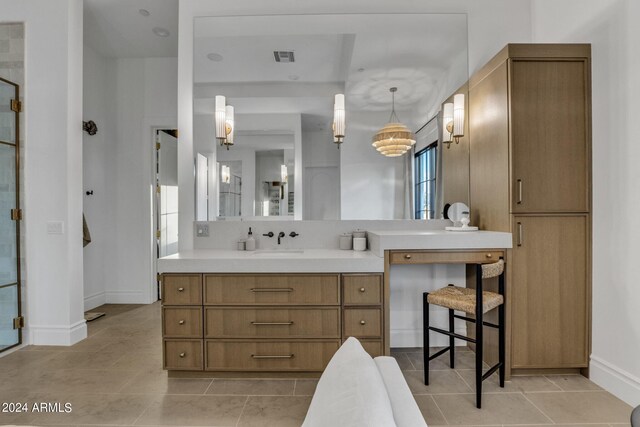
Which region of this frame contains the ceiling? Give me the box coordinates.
[193,14,468,130]
[84,0,178,58]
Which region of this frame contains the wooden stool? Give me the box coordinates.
[423,259,506,408]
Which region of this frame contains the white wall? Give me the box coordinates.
[107,57,177,304]
[82,45,116,310]
[532,0,640,407]
[0,0,87,345]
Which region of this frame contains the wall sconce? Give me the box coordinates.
[221,164,230,184]
[215,96,235,150]
[333,94,345,147]
[442,94,465,149]
[281,164,288,183]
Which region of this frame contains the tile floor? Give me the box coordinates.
[0,302,633,426]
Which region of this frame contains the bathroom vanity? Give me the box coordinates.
[158,230,512,376]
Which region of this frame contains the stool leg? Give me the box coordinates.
[449,308,455,369]
[475,265,484,409]
[498,271,506,388]
[423,292,430,386]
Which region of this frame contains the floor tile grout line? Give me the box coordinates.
[429,394,450,426]
[235,395,250,427]
[202,377,215,395]
[292,379,297,396]
[129,396,157,427]
[521,391,557,424]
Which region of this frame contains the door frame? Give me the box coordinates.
[0,76,22,354]
[146,119,177,304]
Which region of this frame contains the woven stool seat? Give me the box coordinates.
[427,286,504,315]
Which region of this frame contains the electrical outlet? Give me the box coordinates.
[196,223,209,237]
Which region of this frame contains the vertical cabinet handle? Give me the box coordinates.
[517,222,524,247]
[517,179,523,205]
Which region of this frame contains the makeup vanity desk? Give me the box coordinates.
[367,230,513,373]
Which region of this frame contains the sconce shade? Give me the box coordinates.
[333,94,345,145]
[372,87,416,157]
[215,95,226,140]
[224,105,234,148]
[453,93,465,138]
[221,165,230,184]
[281,164,288,183]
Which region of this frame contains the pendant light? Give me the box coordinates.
[372,87,416,157]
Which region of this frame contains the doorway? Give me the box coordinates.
[0,77,22,353]
[154,129,178,300]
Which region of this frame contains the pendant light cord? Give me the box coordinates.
[388,87,400,123]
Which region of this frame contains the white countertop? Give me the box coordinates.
[158,249,384,273]
[367,229,513,257]
[159,230,512,273]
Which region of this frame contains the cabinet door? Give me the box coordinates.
[511,60,589,213]
[511,216,588,368]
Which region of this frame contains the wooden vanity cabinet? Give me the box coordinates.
[161,273,384,373]
[469,44,592,373]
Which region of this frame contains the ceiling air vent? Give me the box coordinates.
[274,51,295,63]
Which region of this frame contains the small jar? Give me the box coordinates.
[339,233,353,250]
[237,240,246,251]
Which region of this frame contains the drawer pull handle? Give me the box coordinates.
[179,352,186,358]
[178,320,185,325]
[404,254,412,260]
[250,288,294,293]
[251,321,294,326]
[360,320,366,325]
[486,253,493,258]
[251,354,294,359]
[517,179,523,204]
[359,287,366,293]
[177,287,184,292]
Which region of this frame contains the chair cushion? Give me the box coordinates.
[302,337,397,427]
[427,285,503,314]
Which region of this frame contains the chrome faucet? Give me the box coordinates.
[277,231,285,245]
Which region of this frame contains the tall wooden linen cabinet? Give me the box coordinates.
[469,44,591,373]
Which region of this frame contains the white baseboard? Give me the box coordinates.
[391,327,468,348]
[590,355,640,407]
[29,319,87,346]
[84,291,106,311]
[105,290,149,304]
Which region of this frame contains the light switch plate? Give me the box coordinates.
[47,221,64,234]
[196,223,209,237]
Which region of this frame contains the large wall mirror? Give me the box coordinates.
[193,14,469,221]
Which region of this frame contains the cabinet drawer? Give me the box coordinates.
[389,251,503,265]
[163,307,203,338]
[162,274,202,305]
[205,340,340,371]
[163,339,203,371]
[343,275,382,305]
[343,308,382,338]
[204,274,340,305]
[205,307,340,339]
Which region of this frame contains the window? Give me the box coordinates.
[414,143,437,219]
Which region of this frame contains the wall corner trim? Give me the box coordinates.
[590,355,640,407]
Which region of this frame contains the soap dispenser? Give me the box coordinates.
[245,227,256,251]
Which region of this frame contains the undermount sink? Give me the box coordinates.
[252,249,305,256]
